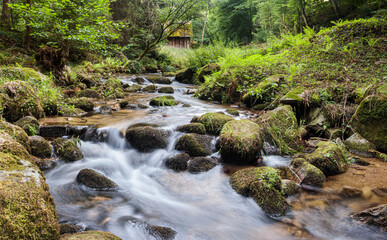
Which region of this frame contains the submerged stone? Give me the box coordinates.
[187,157,218,173]
[76,169,118,190]
[165,153,190,171]
[126,126,170,152]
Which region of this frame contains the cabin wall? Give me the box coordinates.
[167,37,191,49]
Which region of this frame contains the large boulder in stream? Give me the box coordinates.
[191,112,234,135]
[165,153,190,171]
[29,136,52,158]
[126,126,170,152]
[176,123,206,135]
[219,119,263,164]
[289,158,326,188]
[158,86,174,94]
[352,204,387,231]
[187,157,218,173]
[0,131,60,239]
[175,67,196,84]
[76,169,118,190]
[230,167,289,217]
[146,76,172,84]
[149,96,179,107]
[350,94,387,152]
[66,97,94,112]
[52,138,84,161]
[175,133,212,157]
[14,116,40,136]
[60,231,122,240]
[344,133,376,157]
[0,120,30,152]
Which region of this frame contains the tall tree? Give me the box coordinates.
[1,0,11,30]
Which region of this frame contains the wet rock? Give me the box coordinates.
[182,103,191,108]
[344,133,376,157]
[175,133,212,157]
[125,84,142,92]
[142,85,157,93]
[14,116,40,136]
[226,108,239,116]
[60,224,82,235]
[76,169,118,190]
[306,141,348,176]
[0,120,30,152]
[282,179,300,197]
[255,105,303,155]
[66,97,94,112]
[340,186,363,198]
[146,76,172,84]
[351,94,387,152]
[98,104,113,114]
[158,86,174,94]
[33,156,57,170]
[0,132,60,239]
[230,167,289,216]
[58,106,86,117]
[197,63,220,83]
[219,119,263,164]
[0,80,44,122]
[163,72,176,77]
[76,89,102,99]
[175,67,196,84]
[176,123,206,135]
[39,125,68,138]
[289,158,326,188]
[52,138,84,161]
[60,231,122,240]
[137,103,149,109]
[150,96,178,107]
[125,126,170,152]
[147,225,176,240]
[165,153,190,171]
[119,100,129,109]
[133,76,145,84]
[188,157,218,173]
[192,112,234,135]
[353,157,370,166]
[352,204,387,231]
[372,188,387,197]
[29,136,52,158]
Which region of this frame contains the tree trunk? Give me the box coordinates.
[201,1,209,46]
[298,0,308,27]
[1,0,12,30]
[25,0,31,50]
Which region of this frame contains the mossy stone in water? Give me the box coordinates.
[125,84,142,92]
[14,116,39,136]
[226,108,239,116]
[230,167,289,216]
[146,76,172,84]
[0,80,44,122]
[175,133,212,157]
[219,119,263,164]
[192,112,234,135]
[76,89,102,99]
[52,138,84,161]
[29,136,52,158]
[76,169,118,190]
[165,153,190,171]
[281,179,299,197]
[187,157,218,173]
[289,158,326,188]
[344,133,376,157]
[66,97,94,112]
[306,141,348,176]
[126,126,170,152]
[176,123,206,135]
[142,85,157,93]
[60,231,123,240]
[0,120,30,152]
[351,94,387,152]
[147,225,176,240]
[149,96,178,107]
[158,86,174,94]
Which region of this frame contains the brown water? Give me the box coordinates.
[43,75,387,240]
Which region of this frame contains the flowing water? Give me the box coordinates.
[44,75,387,240]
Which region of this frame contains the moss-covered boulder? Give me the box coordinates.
[66,97,94,112]
[76,89,101,99]
[175,67,196,84]
[29,136,52,158]
[147,225,176,240]
[0,81,43,122]
[149,96,178,107]
[58,105,86,117]
[280,86,320,107]
[219,120,263,164]
[60,224,82,235]
[175,133,212,157]
[125,126,170,152]
[352,204,387,231]
[52,138,84,161]
[14,116,39,136]
[192,112,234,135]
[230,167,289,216]
[76,169,118,190]
[197,63,220,83]
[0,120,30,152]
[142,85,157,93]
[125,84,142,92]
[158,86,174,94]
[162,65,176,73]
[306,141,348,176]
[0,132,60,240]
[176,123,206,135]
[344,133,376,157]
[226,108,239,116]
[165,153,190,171]
[289,158,326,188]
[255,105,303,155]
[146,76,172,84]
[60,231,122,240]
[351,94,387,152]
[187,157,218,173]
[281,179,299,197]
[119,100,129,109]
[242,76,282,107]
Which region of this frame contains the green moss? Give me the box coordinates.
[256,105,303,155]
[58,105,86,117]
[142,85,157,93]
[0,67,42,82]
[175,133,212,157]
[176,123,206,135]
[351,94,387,152]
[52,138,84,161]
[14,116,39,136]
[0,121,30,152]
[29,136,52,159]
[149,96,178,107]
[162,72,176,77]
[283,86,304,102]
[125,84,142,92]
[219,120,263,164]
[187,157,218,173]
[344,133,376,157]
[76,89,102,99]
[226,108,239,116]
[66,97,94,112]
[197,63,220,83]
[60,231,122,240]
[290,158,326,187]
[193,112,234,135]
[119,100,129,109]
[146,76,172,84]
[242,76,281,107]
[158,86,174,94]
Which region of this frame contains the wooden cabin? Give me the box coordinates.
[167,22,193,49]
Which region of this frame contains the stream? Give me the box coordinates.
[44,75,387,240]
